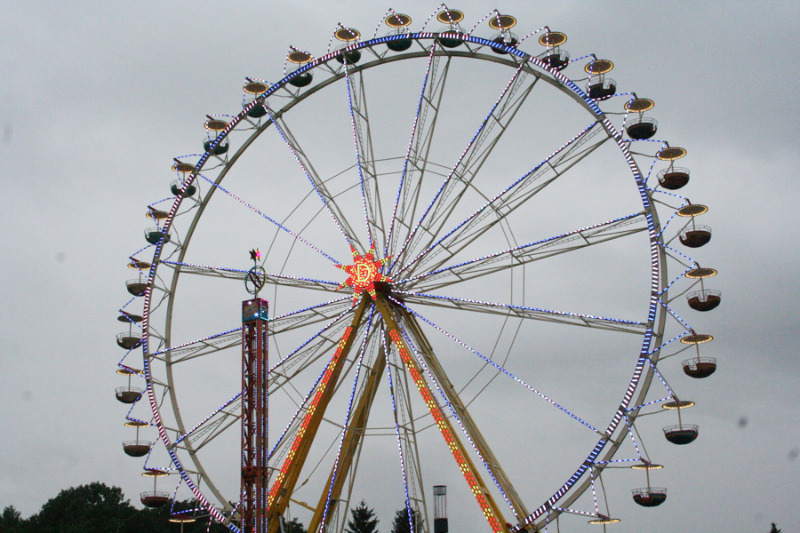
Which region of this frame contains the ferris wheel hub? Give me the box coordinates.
[336,243,392,304]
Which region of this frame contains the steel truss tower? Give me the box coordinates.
[241,298,269,533]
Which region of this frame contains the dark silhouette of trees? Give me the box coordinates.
[285,516,307,533]
[0,506,23,532]
[1,482,228,532]
[390,506,417,533]
[345,500,379,533]
[25,482,139,533]
[8,490,784,533]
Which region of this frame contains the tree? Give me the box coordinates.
[390,506,417,533]
[0,484,230,533]
[26,482,139,533]
[0,506,23,532]
[345,500,379,533]
[769,524,781,533]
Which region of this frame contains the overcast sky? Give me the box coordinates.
[1,2,799,532]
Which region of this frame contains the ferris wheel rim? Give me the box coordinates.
[128,28,684,533]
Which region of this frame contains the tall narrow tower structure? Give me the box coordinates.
[433,485,448,533]
[241,295,269,532]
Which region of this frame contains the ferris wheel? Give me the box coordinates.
[116,6,720,532]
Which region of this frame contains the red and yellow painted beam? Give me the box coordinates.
[266,298,369,533]
[307,344,387,533]
[374,296,509,533]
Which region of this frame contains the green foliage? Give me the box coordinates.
[26,482,138,533]
[345,500,379,533]
[1,482,229,533]
[0,506,23,533]
[390,506,417,533]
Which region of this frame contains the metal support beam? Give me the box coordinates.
[399,308,529,521]
[267,298,369,533]
[373,295,510,533]
[307,341,387,533]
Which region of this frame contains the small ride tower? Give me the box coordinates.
[433,485,449,533]
[241,249,269,533]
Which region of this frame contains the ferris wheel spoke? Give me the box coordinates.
[177,306,368,528]
[398,121,609,278]
[271,296,356,336]
[309,308,383,533]
[392,61,537,273]
[194,172,341,265]
[267,300,362,392]
[265,107,363,250]
[386,45,447,258]
[152,328,242,365]
[398,292,647,334]
[173,308,371,466]
[343,64,385,248]
[270,306,356,400]
[382,328,428,532]
[267,299,371,529]
[174,393,243,453]
[154,297,352,366]
[404,212,647,291]
[267,309,363,473]
[159,260,343,293]
[374,295,511,531]
[393,297,602,433]
[148,305,361,500]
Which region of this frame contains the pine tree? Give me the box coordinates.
[769,524,781,533]
[390,507,417,533]
[345,500,379,533]
[0,506,23,533]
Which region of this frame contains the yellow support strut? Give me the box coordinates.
[373,295,510,533]
[307,342,387,533]
[267,298,369,533]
